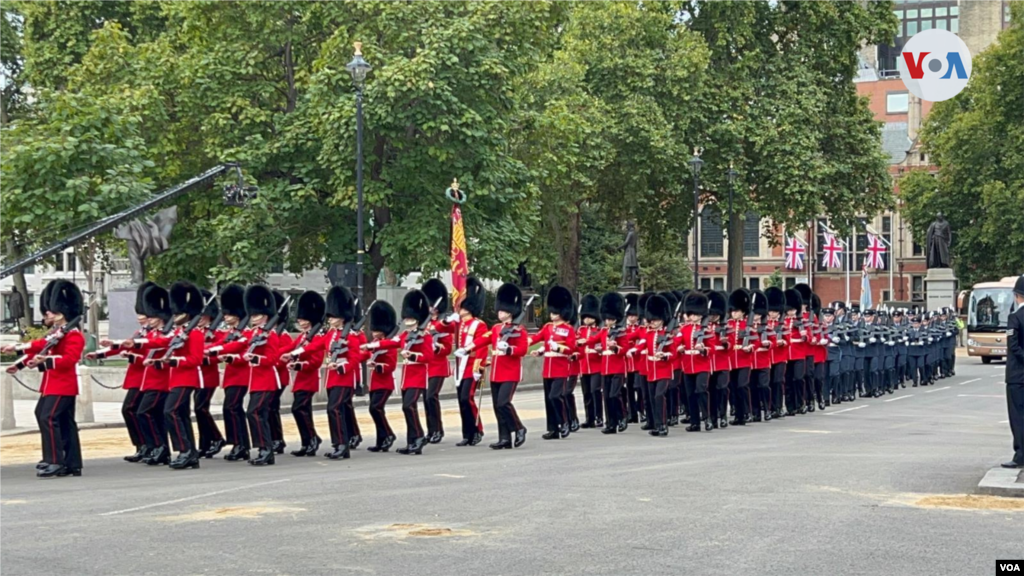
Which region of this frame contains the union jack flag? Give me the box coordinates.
[821,233,843,269]
[784,235,806,270]
[865,234,887,270]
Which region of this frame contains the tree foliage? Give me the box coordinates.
[900,5,1024,285]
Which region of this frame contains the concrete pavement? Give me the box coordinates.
[1,359,1021,576]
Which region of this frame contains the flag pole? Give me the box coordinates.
[847,235,853,305]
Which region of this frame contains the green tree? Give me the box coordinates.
[1,91,155,333]
[900,4,1024,285]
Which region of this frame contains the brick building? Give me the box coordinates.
[687,0,1013,305]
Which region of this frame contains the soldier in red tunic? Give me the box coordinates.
[421,278,457,444]
[764,287,788,419]
[628,294,675,437]
[129,285,173,465]
[727,289,754,426]
[241,285,283,466]
[195,289,225,458]
[365,301,398,452]
[284,291,326,456]
[204,284,251,461]
[679,291,713,433]
[576,294,604,429]
[452,277,488,446]
[623,293,643,424]
[529,285,576,440]
[28,281,85,477]
[599,292,629,434]
[269,290,291,454]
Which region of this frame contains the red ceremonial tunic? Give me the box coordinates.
[295,327,360,389]
[678,323,711,374]
[427,319,456,379]
[529,321,576,379]
[728,319,752,370]
[455,318,489,382]
[286,330,326,393]
[469,322,528,383]
[37,329,85,397]
[576,325,603,375]
[642,327,676,381]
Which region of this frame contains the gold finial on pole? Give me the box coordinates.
[353,42,363,56]
[451,178,459,193]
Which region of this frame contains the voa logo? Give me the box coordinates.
[897,28,972,102]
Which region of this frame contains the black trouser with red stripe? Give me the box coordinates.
[751,368,771,416]
[344,391,361,441]
[626,372,642,422]
[222,386,250,449]
[771,363,787,413]
[641,376,654,425]
[666,371,681,421]
[563,375,579,425]
[194,388,223,453]
[121,388,144,448]
[369,389,394,444]
[270,387,285,445]
[491,381,522,443]
[684,372,710,427]
[402,388,424,444]
[581,373,603,425]
[544,377,567,433]
[786,360,805,413]
[37,395,82,469]
[291,391,318,447]
[327,387,354,448]
[729,367,751,422]
[164,387,196,453]
[136,390,168,449]
[649,378,669,430]
[603,374,624,427]
[246,391,275,451]
[425,376,445,437]
[457,377,484,440]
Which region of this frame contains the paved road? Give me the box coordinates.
[1,360,1020,576]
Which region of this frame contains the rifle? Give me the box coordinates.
[205,310,225,342]
[325,299,374,374]
[245,294,293,363]
[498,295,536,346]
[403,297,444,352]
[6,316,83,373]
[157,293,218,364]
[740,299,757,349]
[608,303,632,341]
[655,301,683,355]
[222,315,249,344]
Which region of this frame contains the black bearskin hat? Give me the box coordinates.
[751,290,769,316]
[765,287,785,313]
[421,278,449,315]
[134,281,157,315]
[201,289,219,319]
[580,294,601,321]
[297,291,326,324]
[460,276,486,318]
[39,280,57,315]
[170,281,204,318]
[684,291,709,317]
[219,284,246,318]
[625,293,640,317]
[546,286,574,321]
[659,291,679,314]
[1014,274,1024,296]
[794,283,812,309]
[784,288,803,312]
[244,285,276,319]
[601,292,625,322]
[811,294,821,315]
[402,289,431,324]
[495,283,523,317]
[708,291,727,317]
[325,285,355,321]
[49,280,83,320]
[369,301,398,335]
[143,285,171,322]
[728,289,750,314]
[638,292,653,320]
[646,294,672,324]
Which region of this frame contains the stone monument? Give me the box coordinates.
[924,212,957,312]
[618,221,640,291]
[108,207,178,338]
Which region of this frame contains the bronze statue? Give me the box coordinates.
[113,206,178,285]
[925,212,952,269]
[618,221,640,289]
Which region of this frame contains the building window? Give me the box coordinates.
[54,256,64,272]
[887,92,909,114]
[713,278,724,291]
[882,290,892,302]
[23,264,34,275]
[65,254,77,273]
[700,278,711,290]
[747,277,761,291]
[911,276,924,302]
[951,17,958,33]
[913,242,923,257]
[700,209,723,258]
[882,215,892,234]
[785,277,797,290]
[743,212,760,257]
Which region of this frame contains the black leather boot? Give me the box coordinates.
[469,432,484,446]
[204,439,225,459]
[144,446,170,466]
[249,449,276,466]
[125,445,149,463]
[169,450,201,470]
[325,445,351,460]
[347,435,363,449]
[489,439,512,449]
[272,440,286,455]
[514,428,527,448]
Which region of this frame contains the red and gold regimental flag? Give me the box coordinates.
[450,204,468,308]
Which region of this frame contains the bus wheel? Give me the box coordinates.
[981,356,992,364]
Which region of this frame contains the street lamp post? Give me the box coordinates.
[346,42,372,305]
[726,163,738,293]
[688,148,704,289]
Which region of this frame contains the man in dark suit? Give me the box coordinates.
[1002,275,1024,469]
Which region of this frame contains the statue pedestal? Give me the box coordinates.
[925,268,957,312]
[107,288,138,339]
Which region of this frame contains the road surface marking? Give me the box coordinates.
[824,405,867,415]
[99,479,291,517]
[957,394,1003,398]
[434,474,465,479]
[787,429,832,434]
[924,386,950,393]
[999,420,1009,424]
[959,378,981,386]
[884,395,914,403]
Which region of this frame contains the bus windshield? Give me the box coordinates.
[968,288,1015,331]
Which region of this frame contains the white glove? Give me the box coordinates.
[446,313,461,323]
[547,338,559,351]
[869,338,877,343]
[454,348,468,358]
[858,343,866,348]
[497,341,509,352]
